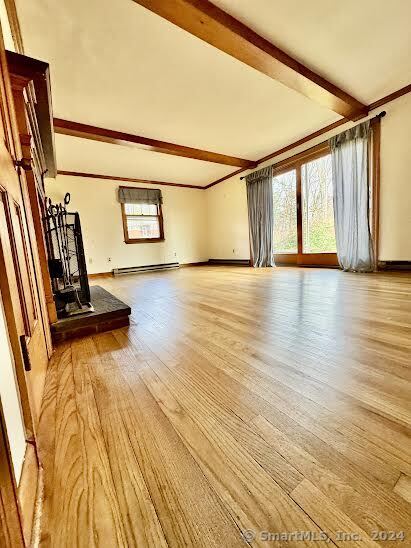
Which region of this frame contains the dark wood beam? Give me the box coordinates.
[53,118,254,168]
[368,83,411,111]
[133,0,366,119]
[57,170,204,190]
[204,167,246,189]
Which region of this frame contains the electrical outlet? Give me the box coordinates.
[89,257,93,264]
[108,257,112,262]
[174,251,177,257]
[232,248,235,254]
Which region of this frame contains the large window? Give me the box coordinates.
[273,170,298,253]
[301,154,336,253]
[121,201,164,243]
[272,146,338,266]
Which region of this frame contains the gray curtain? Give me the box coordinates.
[246,166,275,267]
[329,121,374,272]
[118,186,162,205]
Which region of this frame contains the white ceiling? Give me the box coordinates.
[212,0,411,105]
[15,0,411,186]
[54,134,234,187]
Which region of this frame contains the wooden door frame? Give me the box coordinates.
[9,71,55,349]
[0,185,35,438]
[0,21,45,546]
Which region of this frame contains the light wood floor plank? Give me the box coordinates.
[36,267,411,547]
[132,305,404,486]
[93,331,244,547]
[290,479,381,547]
[137,360,330,547]
[69,338,127,547]
[35,341,61,547]
[78,335,169,547]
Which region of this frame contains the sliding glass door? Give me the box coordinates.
[273,169,298,254]
[273,147,338,266]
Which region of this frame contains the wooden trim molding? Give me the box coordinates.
[205,167,247,189]
[57,170,204,190]
[273,142,330,174]
[368,83,411,111]
[53,118,254,168]
[133,0,365,119]
[205,83,411,189]
[371,118,381,269]
[4,0,24,54]
[258,120,346,166]
[274,253,339,267]
[6,51,57,177]
[88,272,113,279]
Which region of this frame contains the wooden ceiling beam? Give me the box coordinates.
[133,0,366,120]
[57,170,204,189]
[53,118,254,168]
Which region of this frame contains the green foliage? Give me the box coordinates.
[303,219,336,253]
[273,153,336,254]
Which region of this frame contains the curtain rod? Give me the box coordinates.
[240,111,386,180]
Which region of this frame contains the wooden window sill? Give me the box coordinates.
[124,238,165,244]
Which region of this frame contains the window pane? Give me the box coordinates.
[301,154,336,253]
[124,203,157,216]
[142,203,157,215]
[125,203,142,215]
[272,170,298,253]
[126,216,160,239]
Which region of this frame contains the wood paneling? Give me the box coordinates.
[133,0,365,119]
[54,118,254,168]
[37,267,411,545]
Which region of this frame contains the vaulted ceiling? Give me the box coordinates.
[16,0,411,187]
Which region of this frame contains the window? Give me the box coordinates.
[272,145,338,266]
[301,154,336,253]
[121,199,164,243]
[273,169,298,253]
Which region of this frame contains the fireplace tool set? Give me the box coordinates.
[44,193,93,317]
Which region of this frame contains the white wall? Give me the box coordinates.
[206,92,411,262]
[46,94,411,267]
[0,293,26,483]
[46,176,208,274]
[379,93,411,260]
[206,177,250,260]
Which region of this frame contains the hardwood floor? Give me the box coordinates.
[36,266,411,547]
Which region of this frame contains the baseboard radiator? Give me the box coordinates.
[379,261,411,271]
[112,262,179,275]
[208,259,250,266]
